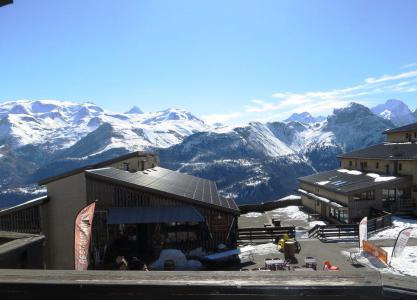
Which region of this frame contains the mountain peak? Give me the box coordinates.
[284,112,325,123]
[125,106,143,114]
[371,99,415,126]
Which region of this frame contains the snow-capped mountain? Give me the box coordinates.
[125,106,143,114]
[0,100,209,152]
[284,112,325,123]
[371,99,417,126]
[0,100,396,207]
[159,103,394,204]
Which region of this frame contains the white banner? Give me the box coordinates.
[392,227,413,258]
[359,217,368,248]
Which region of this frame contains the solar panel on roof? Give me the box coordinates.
[86,167,239,213]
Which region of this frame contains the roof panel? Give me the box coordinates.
[86,167,239,213]
[338,143,417,160]
[298,169,411,194]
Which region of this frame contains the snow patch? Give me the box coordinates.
[370,217,417,240]
[366,173,397,182]
[276,195,301,201]
[342,245,417,277]
[239,243,279,257]
[337,169,362,175]
[243,212,263,218]
[316,181,330,186]
[375,176,397,182]
[149,249,202,270]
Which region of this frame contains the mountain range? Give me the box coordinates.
[0,98,412,207]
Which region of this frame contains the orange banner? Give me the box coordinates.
[74,202,96,271]
[363,240,387,265]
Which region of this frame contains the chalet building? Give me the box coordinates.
[298,122,417,223]
[0,151,239,270]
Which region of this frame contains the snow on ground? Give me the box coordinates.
[239,243,279,258]
[370,216,417,240]
[270,206,309,221]
[243,212,263,218]
[149,249,203,270]
[342,246,417,277]
[269,205,327,230]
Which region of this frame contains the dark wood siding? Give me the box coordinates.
[0,205,42,234]
[86,178,237,251]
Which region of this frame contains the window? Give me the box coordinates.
[414,132,417,138]
[398,163,402,171]
[355,190,375,200]
[386,164,390,174]
[406,133,412,141]
[329,207,349,223]
[376,162,379,169]
[382,189,396,202]
[349,161,353,167]
[123,162,129,171]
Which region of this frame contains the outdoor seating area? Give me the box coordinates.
[240,256,318,272]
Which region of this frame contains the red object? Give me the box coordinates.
[323,260,340,271]
[74,202,96,271]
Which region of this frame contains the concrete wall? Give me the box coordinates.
[44,173,87,269]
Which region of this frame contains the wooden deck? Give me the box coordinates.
[0,269,415,299]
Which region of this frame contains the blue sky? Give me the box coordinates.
[1,0,417,125]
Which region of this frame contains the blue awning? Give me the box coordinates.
[107,206,205,224]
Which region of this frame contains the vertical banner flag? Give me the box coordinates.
[359,217,368,248]
[74,201,96,271]
[391,227,413,264]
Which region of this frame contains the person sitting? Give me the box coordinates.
[116,256,129,270]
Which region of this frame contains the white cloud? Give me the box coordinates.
[203,67,417,126]
[402,62,417,69]
[244,68,417,122]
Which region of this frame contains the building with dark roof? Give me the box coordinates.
[0,152,239,270]
[298,122,417,223]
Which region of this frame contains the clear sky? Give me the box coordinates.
[1,0,417,125]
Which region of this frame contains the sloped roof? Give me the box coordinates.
[85,167,239,214]
[298,169,411,194]
[384,122,417,134]
[337,143,417,160]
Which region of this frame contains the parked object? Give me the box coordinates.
[284,241,296,261]
[272,219,281,227]
[323,260,340,271]
[304,257,317,270]
[164,259,175,271]
[278,234,301,254]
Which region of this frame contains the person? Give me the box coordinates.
[115,256,129,270]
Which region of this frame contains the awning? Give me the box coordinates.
[107,206,205,224]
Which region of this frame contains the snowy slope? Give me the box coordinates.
[0,100,209,152]
[0,100,397,206]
